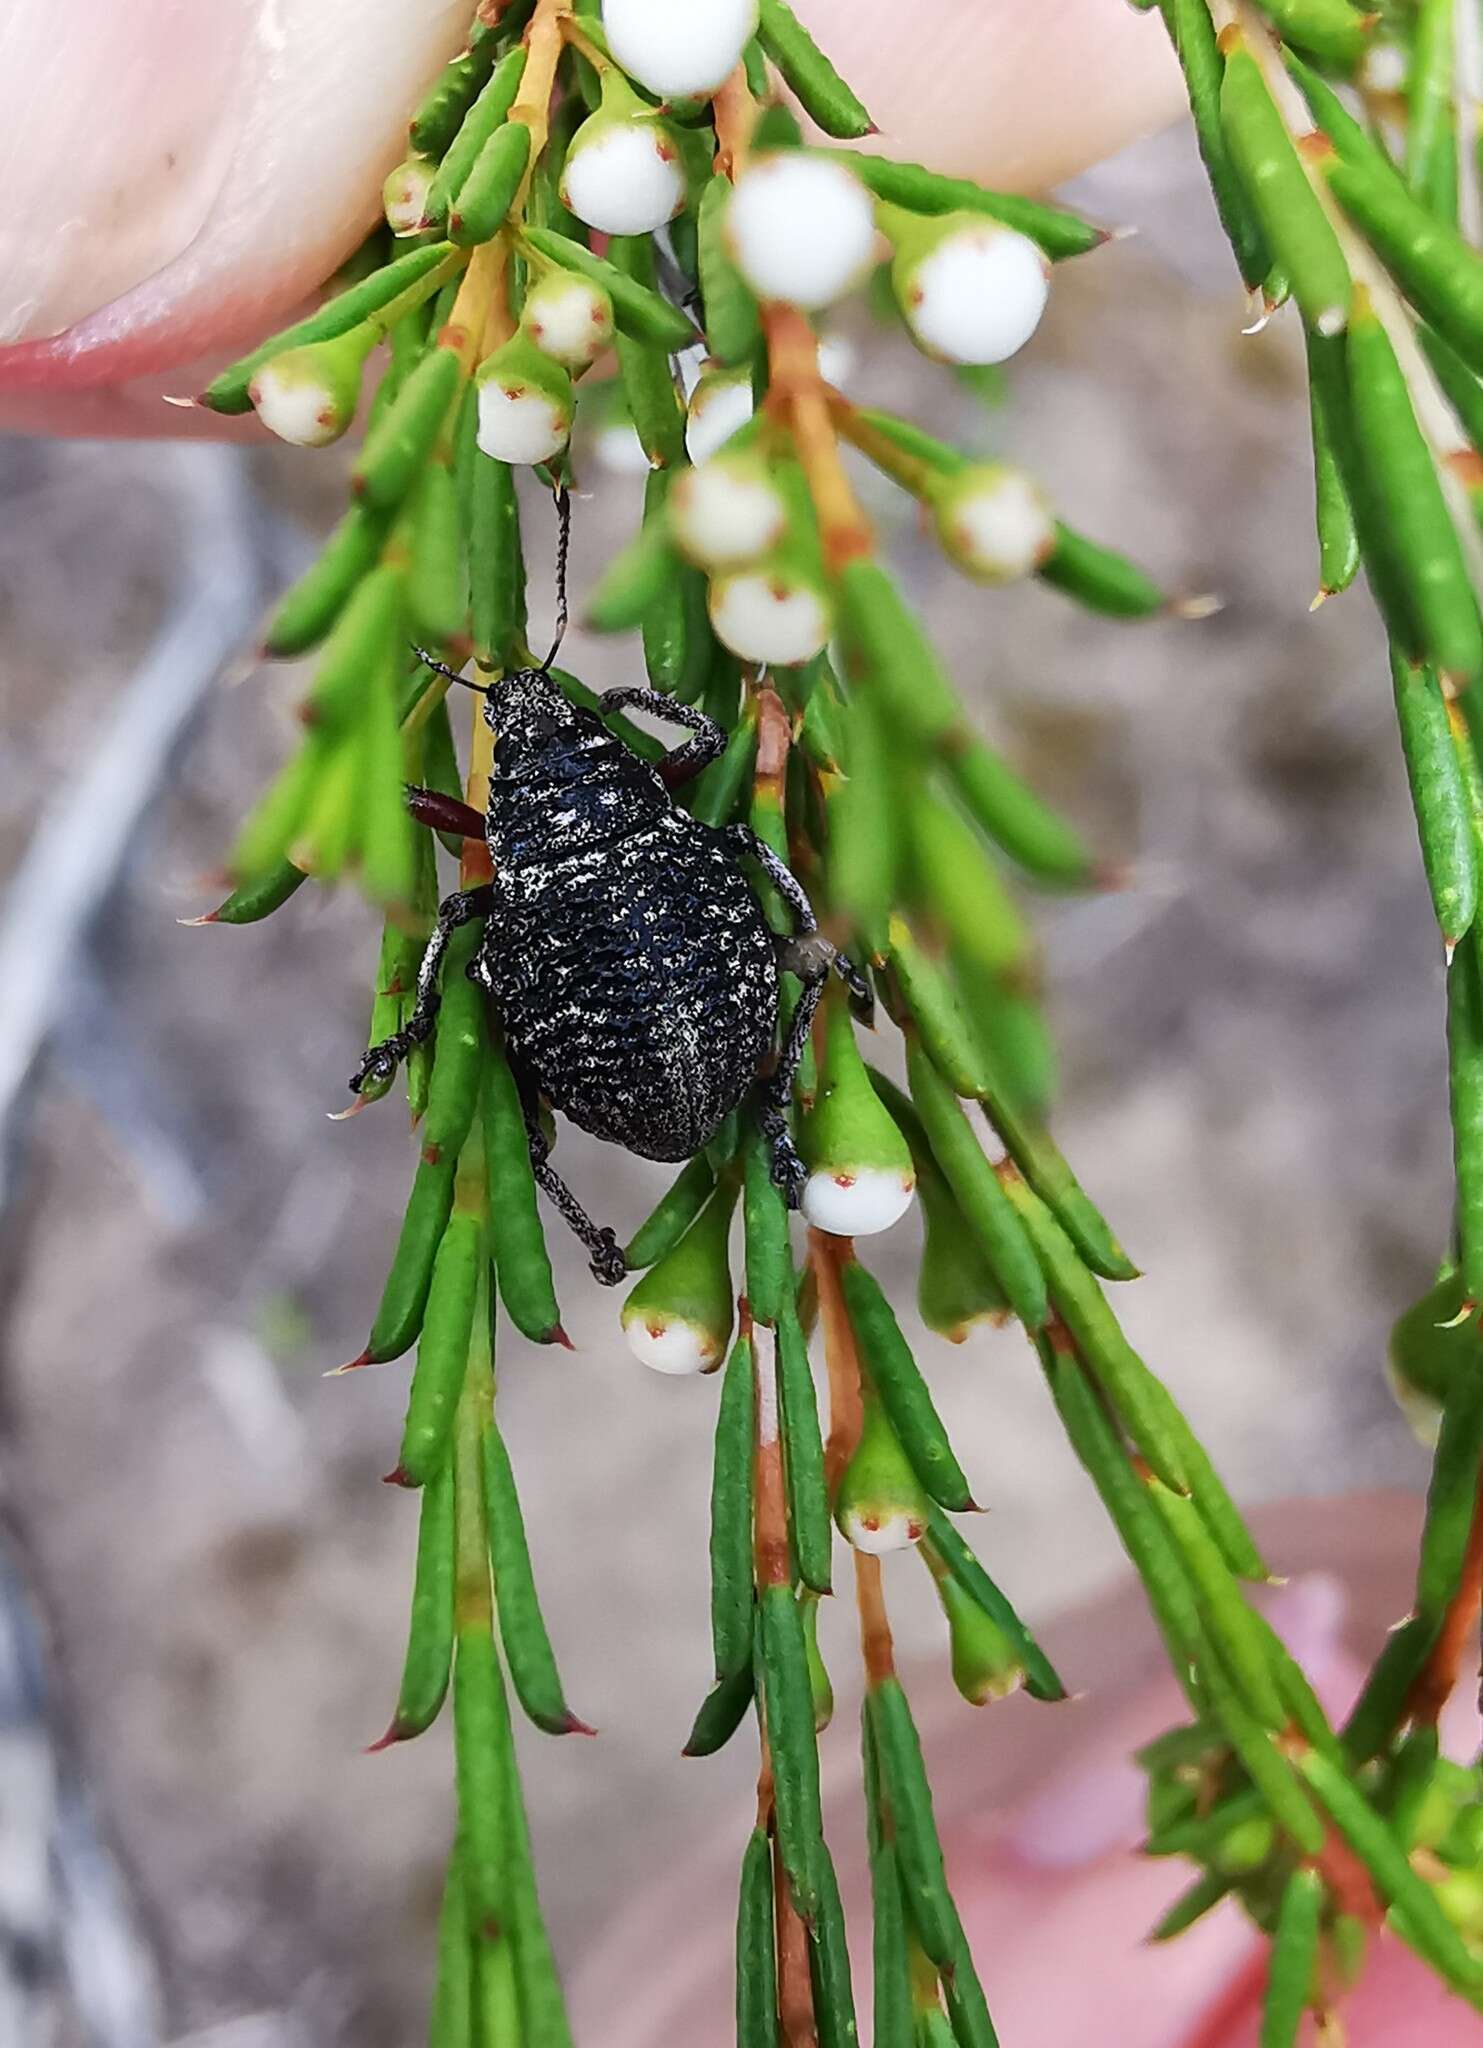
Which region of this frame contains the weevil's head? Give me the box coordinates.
[483,662,586,765]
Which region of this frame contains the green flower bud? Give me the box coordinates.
[521,269,616,369]
[1212,1815,1276,1876]
[475,329,575,465]
[932,1567,1026,1704]
[1437,1866,1483,1940]
[917,1163,1007,1341]
[620,1179,739,1375]
[931,463,1056,584]
[800,999,915,1237]
[1386,1267,1470,1447]
[383,155,436,236]
[248,323,377,446]
[835,1389,929,1553]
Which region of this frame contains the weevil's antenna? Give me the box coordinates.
[540,483,572,674]
[411,646,490,693]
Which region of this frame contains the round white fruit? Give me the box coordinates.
[602,0,758,96]
[801,1166,916,1237]
[383,157,435,236]
[900,223,1050,365]
[937,465,1055,582]
[562,119,685,235]
[708,567,832,664]
[838,1502,926,1554]
[621,1311,718,1376]
[477,379,572,464]
[684,370,754,465]
[726,153,877,310]
[523,271,615,368]
[249,351,358,447]
[670,456,787,567]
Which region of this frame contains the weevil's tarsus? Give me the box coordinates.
[349,884,495,1094]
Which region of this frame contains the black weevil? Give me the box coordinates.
[350,495,866,1285]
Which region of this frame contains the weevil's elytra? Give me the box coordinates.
[350,518,865,1285]
[474,670,777,1165]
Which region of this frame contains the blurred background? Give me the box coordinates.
[0,117,1455,2047]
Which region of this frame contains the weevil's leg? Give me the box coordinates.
[348,884,495,1094]
[759,970,827,1205]
[721,823,870,1198]
[404,784,487,839]
[510,1068,629,1286]
[596,686,726,787]
[724,824,874,1019]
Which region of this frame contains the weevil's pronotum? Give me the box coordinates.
[351,494,867,1285]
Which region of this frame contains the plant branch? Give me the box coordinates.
[773,1834,820,2048]
[762,304,874,574]
[1407,1461,1483,1726]
[810,1228,864,1494]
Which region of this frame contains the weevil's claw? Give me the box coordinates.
[834,951,874,1021]
[589,1230,628,1288]
[349,1040,402,1094]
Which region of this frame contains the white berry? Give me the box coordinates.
[684,369,754,465]
[562,119,685,235]
[838,1502,925,1555]
[602,0,758,96]
[621,1309,718,1376]
[801,1167,916,1237]
[726,154,877,310]
[248,335,367,447]
[670,455,786,567]
[523,271,615,368]
[937,465,1055,582]
[900,223,1050,365]
[477,379,571,465]
[709,567,831,665]
[383,157,435,237]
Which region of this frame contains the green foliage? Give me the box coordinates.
[192,0,1483,2038]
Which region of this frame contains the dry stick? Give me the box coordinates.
[713,63,760,180]
[774,1834,820,2048]
[810,1228,864,1496]
[755,681,791,808]
[514,0,570,198]
[812,1234,898,1682]
[855,1551,897,1688]
[1406,1463,1483,1726]
[762,303,874,574]
[754,1314,793,1593]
